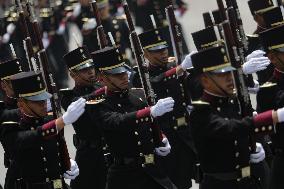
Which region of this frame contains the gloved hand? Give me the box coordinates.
[242,57,270,75]
[246,50,266,62]
[42,32,50,49]
[63,159,79,180]
[150,97,174,118]
[187,105,194,115]
[155,138,171,156]
[250,143,265,164]
[72,4,82,18]
[181,51,197,71]
[2,33,10,44]
[62,98,86,125]
[83,18,97,31]
[6,23,16,35]
[277,107,284,123]
[248,79,260,94]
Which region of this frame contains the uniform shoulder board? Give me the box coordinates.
[191,100,210,107]
[260,82,277,89]
[246,34,259,38]
[115,15,127,20]
[2,121,19,126]
[86,99,105,105]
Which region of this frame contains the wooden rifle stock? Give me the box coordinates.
[122,0,162,146]
[90,0,108,48]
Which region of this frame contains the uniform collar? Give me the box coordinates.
[20,112,44,127]
[202,90,231,105]
[106,89,129,98]
[273,69,284,81]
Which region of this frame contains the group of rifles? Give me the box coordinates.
[2,0,284,189]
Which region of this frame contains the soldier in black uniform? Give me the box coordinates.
[69,0,130,57]
[189,45,284,189]
[89,46,177,189]
[60,46,108,189]
[2,70,85,189]
[138,27,196,189]
[258,23,284,189]
[247,0,276,85]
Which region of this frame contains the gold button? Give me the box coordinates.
[138,141,142,145]
[182,102,186,106]
[134,131,139,135]
[151,139,154,143]
[217,107,221,111]
[268,126,273,130]
[31,127,35,130]
[43,157,47,162]
[51,129,55,133]
[235,165,240,169]
[41,147,44,151]
[262,127,266,131]
[136,120,139,124]
[59,163,61,167]
[142,164,145,168]
[45,168,48,172]
[234,140,238,145]
[235,152,239,157]
[149,128,152,132]
[46,130,49,134]
[42,132,45,136]
[140,153,143,157]
[174,126,178,130]
[254,128,259,133]
[140,118,144,122]
[46,178,50,182]
[145,117,149,121]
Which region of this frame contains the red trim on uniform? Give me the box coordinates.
[94,86,106,96]
[274,69,284,81]
[136,107,151,118]
[42,120,56,131]
[253,110,273,128]
[164,67,177,77]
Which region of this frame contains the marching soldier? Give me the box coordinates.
[89,46,176,189]
[258,23,284,189]
[60,46,108,189]
[2,70,85,189]
[138,27,196,189]
[189,45,284,189]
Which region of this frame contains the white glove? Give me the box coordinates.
[246,50,266,62]
[150,97,174,118]
[248,79,260,94]
[277,107,284,123]
[6,23,16,35]
[2,33,10,44]
[42,32,50,49]
[250,143,265,164]
[83,18,97,31]
[155,138,171,156]
[63,159,79,180]
[253,111,258,117]
[187,105,194,115]
[62,98,86,125]
[56,22,66,35]
[181,51,197,71]
[242,57,270,75]
[46,99,52,112]
[72,4,81,18]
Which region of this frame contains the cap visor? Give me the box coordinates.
[148,44,168,51]
[276,47,284,53]
[104,66,128,74]
[210,65,236,74]
[73,62,95,71]
[24,91,52,101]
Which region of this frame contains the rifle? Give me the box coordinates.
[90,0,108,48]
[165,0,191,104]
[222,20,256,151]
[26,1,62,119]
[203,12,214,28]
[15,0,36,71]
[122,0,161,147]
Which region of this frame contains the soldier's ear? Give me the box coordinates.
[200,74,210,88]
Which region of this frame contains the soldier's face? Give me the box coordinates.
[268,51,284,71]
[145,49,169,66]
[72,67,97,86]
[18,99,47,117]
[99,5,110,20]
[101,72,129,91]
[201,72,234,96]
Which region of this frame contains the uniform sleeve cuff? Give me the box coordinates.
[136,107,151,118]
[164,67,177,77]
[253,110,275,133]
[38,120,58,138]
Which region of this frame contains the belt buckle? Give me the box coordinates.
[241,166,251,178]
[52,179,63,189]
[144,154,154,165]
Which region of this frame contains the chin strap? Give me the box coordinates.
[22,100,43,119]
[71,70,98,86]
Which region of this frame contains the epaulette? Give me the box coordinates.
[191,100,210,108]
[115,15,127,20]
[86,99,105,105]
[1,121,19,126]
[260,82,277,89]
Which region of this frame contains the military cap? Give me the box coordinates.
[262,6,284,28]
[259,24,284,52]
[248,0,274,15]
[0,58,23,80]
[91,47,127,74]
[192,26,223,51]
[138,27,169,52]
[192,46,235,74]
[11,71,52,101]
[63,46,95,71]
[96,0,109,9]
